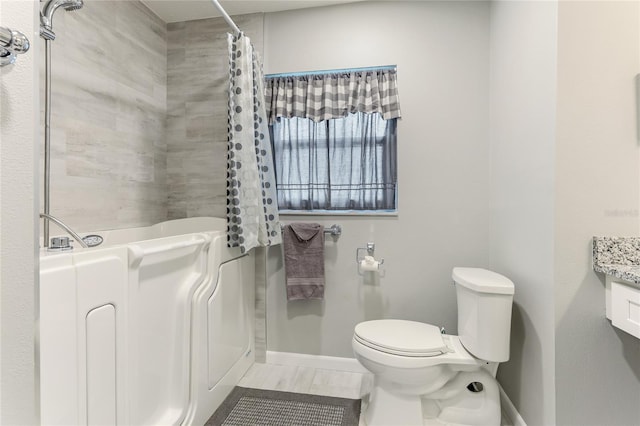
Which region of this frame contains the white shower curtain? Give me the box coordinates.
[226,33,281,253]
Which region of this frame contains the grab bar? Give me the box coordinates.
[128,235,212,267]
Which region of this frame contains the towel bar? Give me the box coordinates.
[281,223,342,237]
[323,224,342,236]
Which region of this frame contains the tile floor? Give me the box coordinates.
[238,362,371,425]
[238,362,372,401]
[238,362,513,426]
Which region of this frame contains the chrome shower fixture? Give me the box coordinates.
[40,0,84,248]
[40,0,84,40]
[0,26,30,67]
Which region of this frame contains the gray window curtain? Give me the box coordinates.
[271,112,397,211]
[265,68,401,124]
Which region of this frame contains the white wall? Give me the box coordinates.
[0,0,39,423]
[555,2,640,425]
[488,3,558,425]
[263,1,491,357]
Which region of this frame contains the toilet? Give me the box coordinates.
[353,267,514,426]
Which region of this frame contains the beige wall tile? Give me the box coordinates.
[166,13,263,221]
[41,0,167,234]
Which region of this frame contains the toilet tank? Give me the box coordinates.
[452,267,515,362]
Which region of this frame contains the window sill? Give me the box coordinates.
[278,209,398,217]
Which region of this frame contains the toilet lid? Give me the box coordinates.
[354,320,448,356]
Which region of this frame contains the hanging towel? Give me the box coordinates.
[283,223,325,301]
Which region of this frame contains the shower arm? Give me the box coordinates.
[40,213,89,248]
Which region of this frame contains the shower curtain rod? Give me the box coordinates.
[210,0,241,34]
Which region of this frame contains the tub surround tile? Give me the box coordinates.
[254,247,267,363]
[593,237,640,283]
[41,0,167,233]
[165,13,263,221]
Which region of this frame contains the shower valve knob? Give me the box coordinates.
[0,27,29,52]
[49,236,73,251]
[0,27,30,67]
[13,32,29,53]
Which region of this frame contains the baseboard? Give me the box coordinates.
[265,351,368,374]
[499,384,527,426]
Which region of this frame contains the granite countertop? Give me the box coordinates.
[593,236,640,284]
[593,263,640,284]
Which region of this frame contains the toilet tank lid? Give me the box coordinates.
[452,267,515,295]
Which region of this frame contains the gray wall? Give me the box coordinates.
[263,1,492,357]
[40,0,168,233]
[555,2,640,425]
[264,3,640,426]
[488,2,557,425]
[166,13,263,220]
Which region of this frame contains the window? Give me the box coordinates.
[264,66,401,213]
[271,112,397,211]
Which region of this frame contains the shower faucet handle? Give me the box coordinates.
[0,26,30,67]
[5,30,29,53]
[49,236,73,251]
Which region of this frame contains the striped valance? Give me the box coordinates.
[264,67,402,124]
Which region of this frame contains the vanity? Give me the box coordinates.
[593,237,640,339]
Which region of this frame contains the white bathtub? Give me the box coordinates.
[39,217,255,426]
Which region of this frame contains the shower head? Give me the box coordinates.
[40,0,84,40]
[61,0,83,11]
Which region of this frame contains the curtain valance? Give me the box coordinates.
[264,68,401,124]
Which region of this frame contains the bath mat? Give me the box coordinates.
[205,386,361,426]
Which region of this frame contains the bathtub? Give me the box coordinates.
[39,217,255,426]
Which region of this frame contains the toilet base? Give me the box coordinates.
[423,369,501,426]
[363,370,502,426]
[364,381,423,426]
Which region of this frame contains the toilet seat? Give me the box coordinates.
[353,320,481,370]
[354,320,449,357]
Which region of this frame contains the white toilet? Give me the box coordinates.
[353,267,515,426]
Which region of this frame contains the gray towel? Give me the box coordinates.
[283,223,325,300]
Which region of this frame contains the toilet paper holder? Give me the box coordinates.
[356,242,385,271]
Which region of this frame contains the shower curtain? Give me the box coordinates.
[226,33,281,253]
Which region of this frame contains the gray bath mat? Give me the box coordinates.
[206,386,361,426]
